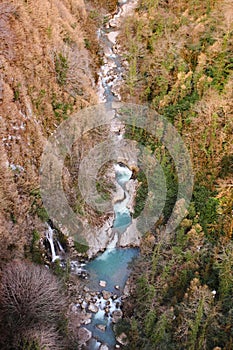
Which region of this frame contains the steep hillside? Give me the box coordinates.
[116,0,233,349]
[0,0,117,265]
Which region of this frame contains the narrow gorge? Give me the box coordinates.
[43,1,140,349]
[0,0,232,349]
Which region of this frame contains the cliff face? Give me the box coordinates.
[0,0,117,265]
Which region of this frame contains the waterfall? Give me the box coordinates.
[45,224,62,262]
[57,239,65,254]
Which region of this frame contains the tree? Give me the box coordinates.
[17,327,63,350]
[0,260,67,349]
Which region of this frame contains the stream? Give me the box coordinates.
[83,2,139,348]
[45,1,139,349]
[84,164,139,349]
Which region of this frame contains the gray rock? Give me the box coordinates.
[96,324,106,332]
[112,309,123,323]
[99,280,107,287]
[84,293,92,302]
[88,303,99,313]
[102,290,112,300]
[71,304,78,313]
[84,318,91,325]
[82,313,92,325]
[77,327,92,345]
[100,344,109,350]
[81,301,87,309]
[116,332,128,346]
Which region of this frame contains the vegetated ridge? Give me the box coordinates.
[115,0,233,349]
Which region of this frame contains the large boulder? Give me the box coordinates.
[116,332,128,346]
[112,309,123,323]
[102,290,112,300]
[96,324,106,332]
[77,327,92,345]
[88,303,99,313]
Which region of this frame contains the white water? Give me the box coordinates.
[93,296,121,323]
[45,225,60,262]
[113,163,132,232]
[96,233,119,261]
[114,163,132,185]
[84,2,139,347]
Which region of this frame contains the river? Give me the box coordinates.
[84,1,139,348]
[84,163,139,348]
[45,1,139,348]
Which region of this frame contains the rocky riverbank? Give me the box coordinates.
[67,269,136,349]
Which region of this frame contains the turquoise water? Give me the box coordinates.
[84,161,139,348]
[84,163,138,348]
[85,164,139,350]
[85,247,139,348]
[86,307,116,348]
[113,163,132,232]
[113,206,131,232]
[85,247,139,292]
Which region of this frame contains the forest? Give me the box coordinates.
[0,0,232,349]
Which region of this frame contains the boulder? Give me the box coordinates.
[81,301,87,309]
[88,303,99,313]
[71,304,78,313]
[77,327,92,345]
[84,293,92,302]
[112,309,123,323]
[102,290,112,300]
[96,324,106,332]
[84,318,91,325]
[82,313,92,325]
[100,344,109,350]
[116,332,128,346]
[99,280,107,287]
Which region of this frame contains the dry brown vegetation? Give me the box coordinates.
[0,0,119,265]
[0,260,66,349]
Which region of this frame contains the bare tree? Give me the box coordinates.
[0,260,66,331]
[16,326,63,350]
